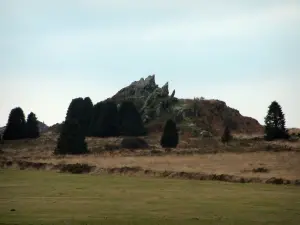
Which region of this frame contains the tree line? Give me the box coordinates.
[55,97,179,154]
[1,107,40,140]
[1,98,290,154]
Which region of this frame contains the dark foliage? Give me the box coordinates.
[160,119,179,148]
[3,107,26,140]
[252,167,269,173]
[221,126,232,144]
[264,101,289,141]
[25,112,40,138]
[93,101,119,137]
[60,163,94,174]
[119,101,146,136]
[65,97,93,136]
[55,119,88,155]
[121,137,149,149]
[88,101,105,136]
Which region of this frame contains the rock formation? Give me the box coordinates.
[110,74,177,123]
[109,75,263,135]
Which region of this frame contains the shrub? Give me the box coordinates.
[121,137,149,149]
[160,119,179,148]
[60,163,93,174]
[252,167,269,173]
[221,126,232,144]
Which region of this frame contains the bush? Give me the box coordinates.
[121,137,149,149]
[60,163,94,174]
[221,126,232,144]
[252,167,269,173]
[160,119,179,148]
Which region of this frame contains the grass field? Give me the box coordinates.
[0,169,300,225]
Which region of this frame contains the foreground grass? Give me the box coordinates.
[0,169,299,225]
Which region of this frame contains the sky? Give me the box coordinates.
[0,0,299,127]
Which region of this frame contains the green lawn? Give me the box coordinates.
[0,169,299,225]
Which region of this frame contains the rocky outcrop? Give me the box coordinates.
[110,75,263,135]
[110,75,177,123]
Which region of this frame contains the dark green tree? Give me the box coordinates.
[25,112,40,138]
[264,101,288,141]
[3,107,26,140]
[119,101,146,136]
[66,97,93,136]
[88,101,105,136]
[221,126,232,144]
[160,119,179,148]
[94,101,119,137]
[55,119,88,155]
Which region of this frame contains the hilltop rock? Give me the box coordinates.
[110,75,263,135]
[110,75,177,123]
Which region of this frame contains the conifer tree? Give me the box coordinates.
[88,101,105,136]
[3,107,26,140]
[55,118,88,155]
[264,101,288,141]
[66,97,93,136]
[160,119,179,148]
[94,101,119,137]
[119,101,146,136]
[25,112,40,138]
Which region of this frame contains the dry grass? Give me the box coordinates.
[3,151,300,180]
[1,132,300,181]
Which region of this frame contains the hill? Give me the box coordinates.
[109,75,263,136]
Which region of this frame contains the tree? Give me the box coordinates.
[55,119,88,155]
[25,112,40,138]
[94,101,119,137]
[160,119,179,148]
[88,101,105,136]
[119,101,146,136]
[264,101,288,141]
[3,107,26,140]
[221,126,232,144]
[65,97,93,136]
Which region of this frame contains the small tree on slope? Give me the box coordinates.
[3,107,26,140]
[55,119,88,155]
[264,101,288,141]
[25,112,40,138]
[160,119,179,148]
[119,101,146,136]
[221,126,232,144]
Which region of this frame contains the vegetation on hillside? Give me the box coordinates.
[160,119,179,148]
[119,101,146,136]
[25,112,40,139]
[2,107,40,140]
[55,118,88,155]
[264,101,289,141]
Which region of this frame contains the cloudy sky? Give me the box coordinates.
[0,0,299,127]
